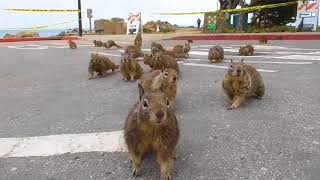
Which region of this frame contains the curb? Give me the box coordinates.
[166,34,320,41]
[0,36,79,43]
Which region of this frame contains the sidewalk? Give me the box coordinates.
[82,31,320,42]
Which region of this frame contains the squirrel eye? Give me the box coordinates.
[164,72,169,77]
[142,99,148,109]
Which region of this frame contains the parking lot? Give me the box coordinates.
[0,39,319,180]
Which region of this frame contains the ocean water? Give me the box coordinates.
[0,29,65,38]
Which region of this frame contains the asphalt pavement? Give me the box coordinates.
[0,39,319,180]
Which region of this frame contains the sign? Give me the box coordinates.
[300,12,316,18]
[295,0,319,31]
[87,9,93,18]
[126,12,141,35]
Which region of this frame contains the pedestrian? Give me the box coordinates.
[197,18,201,29]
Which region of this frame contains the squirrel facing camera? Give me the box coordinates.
[222,58,265,109]
[68,40,77,49]
[124,87,179,180]
[120,52,144,81]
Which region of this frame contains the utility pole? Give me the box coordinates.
[78,0,83,36]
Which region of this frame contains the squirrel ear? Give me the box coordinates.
[138,83,144,101]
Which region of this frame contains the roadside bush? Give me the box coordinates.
[248,26,296,33]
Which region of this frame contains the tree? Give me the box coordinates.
[250,0,297,27]
[216,0,236,32]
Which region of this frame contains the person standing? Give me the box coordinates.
[197,18,201,29]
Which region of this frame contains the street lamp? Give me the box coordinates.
[78,0,83,36]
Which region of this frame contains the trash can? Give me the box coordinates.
[208,23,217,31]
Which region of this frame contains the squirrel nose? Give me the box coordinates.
[237,69,241,73]
[156,110,164,119]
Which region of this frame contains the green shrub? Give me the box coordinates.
[248,26,296,33]
[143,28,153,33]
[161,27,175,33]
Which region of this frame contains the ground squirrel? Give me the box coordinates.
[68,40,77,49]
[222,59,265,109]
[88,53,119,79]
[120,53,144,81]
[259,36,268,44]
[124,89,179,180]
[139,68,179,109]
[93,40,104,47]
[239,45,254,56]
[153,51,179,73]
[104,40,122,48]
[208,45,224,62]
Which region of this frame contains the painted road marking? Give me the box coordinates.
[8,45,48,50]
[272,55,320,61]
[187,58,313,65]
[0,131,127,158]
[181,63,277,73]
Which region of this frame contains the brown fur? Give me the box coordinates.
[153,52,179,73]
[208,45,224,62]
[104,40,122,48]
[134,31,142,50]
[93,40,103,47]
[222,59,265,109]
[139,68,178,108]
[151,42,165,54]
[124,45,144,59]
[88,53,119,79]
[259,36,268,44]
[239,45,254,56]
[152,41,191,59]
[120,53,144,81]
[124,90,179,180]
[143,53,154,69]
[68,40,77,49]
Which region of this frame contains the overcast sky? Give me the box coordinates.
[0,0,220,29]
[1,0,318,30]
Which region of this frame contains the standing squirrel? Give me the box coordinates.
[120,53,144,81]
[68,40,77,49]
[239,45,254,56]
[124,89,179,180]
[104,40,122,48]
[208,45,224,62]
[134,31,142,50]
[93,40,104,47]
[139,68,179,109]
[88,53,119,80]
[222,59,265,109]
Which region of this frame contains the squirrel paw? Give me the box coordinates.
[132,166,141,177]
[160,174,171,180]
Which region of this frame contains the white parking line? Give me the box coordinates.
[187,58,312,65]
[272,55,320,61]
[182,63,277,73]
[0,131,126,158]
